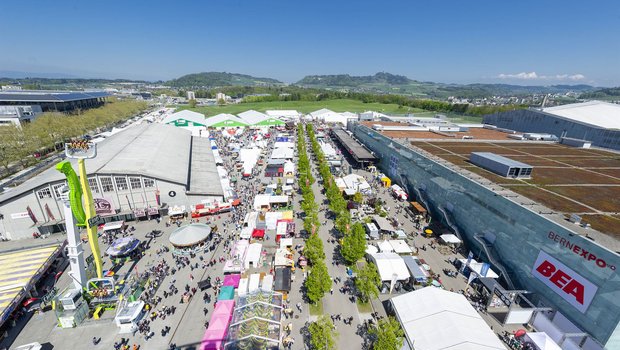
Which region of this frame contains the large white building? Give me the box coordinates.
[0,123,224,240]
[484,101,620,150]
[308,108,357,125]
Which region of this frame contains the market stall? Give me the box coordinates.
[222,274,241,288]
[440,234,462,245]
[102,221,127,235]
[244,243,262,269]
[217,286,235,301]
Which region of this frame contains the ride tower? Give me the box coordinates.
[56,140,104,280]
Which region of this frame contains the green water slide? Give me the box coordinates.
[56,161,86,226]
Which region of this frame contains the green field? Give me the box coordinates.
[176,99,427,116]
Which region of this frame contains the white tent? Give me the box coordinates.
[248,273,261,293]
[377,240,394,253]
[244,243,262,269]
[238,277,249,297]
[391,287,506,350]
[525,332,562,350]
[279,238,293,248]
[342,174,371,193]
[365,244,379,255]
[389,240,413,255]
[369,252,410,281]
[459,259,500,279]
[270,147,294,159]
[273,141,295,149]
[261,274,274,292]
[274,248,293,267]
[440,234,462,244]
[265,211,283,230]
[162,110,207,126]
[253,194,272,210]
[265,110,301,121]
[237,110,270,125]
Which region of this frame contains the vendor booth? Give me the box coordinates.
[402,256,430,284]
[102,221,127,235]
[440,234,462,245]
[238,278,249,297]
[248,273,261,294]
[222,274,241,288]
[244,243,262,269]
[524,332,562,350]
[261,274,274,292]
[115,300,145,334]
[217,286,235,301]
[168,206,187,220]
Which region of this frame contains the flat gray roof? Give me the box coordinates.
[470,152,532,168]
[0,90,110,103]
[188,137,224,196]
[332,128,376,162]
[0,123,196,204]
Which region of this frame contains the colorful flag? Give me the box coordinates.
[44,203,56,221]
[26,206,38,224]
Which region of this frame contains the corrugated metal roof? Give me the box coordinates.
[0,123,195,204]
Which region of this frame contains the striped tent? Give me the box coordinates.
[0,244,62,325]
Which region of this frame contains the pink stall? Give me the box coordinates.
[201,300,235,350]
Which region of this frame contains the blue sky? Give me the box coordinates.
[1,0,619,86]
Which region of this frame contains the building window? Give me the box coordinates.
[143,178,155,188]
[37,187,52,199]
[88,178,99,193]
[52,183,66,199]
[100,177,114,192]
[129,177,142,190]
[115,177,129,191]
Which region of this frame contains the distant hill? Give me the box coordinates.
[297,72,412,86]
[580,87,620,99]
[296,72,596,98]
[166,72,283,88]
[0,76,148,90]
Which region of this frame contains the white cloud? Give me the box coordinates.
[498,72,539,80]
[497,72,585,81]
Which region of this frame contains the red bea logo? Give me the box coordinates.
[536,259,585,305]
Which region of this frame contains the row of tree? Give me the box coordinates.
[306,124,404,350]
[297,123,340,349]
[297,124,333,307]
[0,99,148,174]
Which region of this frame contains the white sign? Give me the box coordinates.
[10,212,30,220]
[532,251,598,313]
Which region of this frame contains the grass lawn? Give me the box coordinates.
[309,300,324,316]
[356,300,373,314]
[176,99,426,115]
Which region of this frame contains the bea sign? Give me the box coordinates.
[532,251,598,313]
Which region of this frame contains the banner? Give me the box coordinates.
[44,203,56,221]
[532,250,598,313]
[466,251,474,266]
[480,263,490,278]
[26,206,38,224]
[93,198,114,216]
[390,273,398,294]
[467,271,477,285]
[155,190,161,206]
